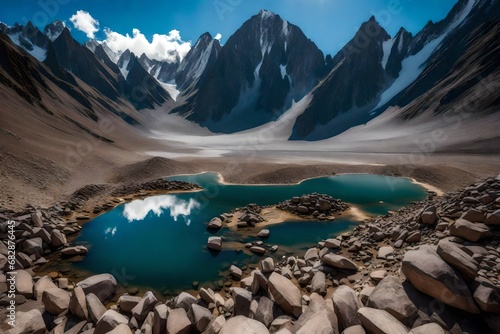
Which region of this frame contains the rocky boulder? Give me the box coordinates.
[220,316,270,334]
[419,206,438,225]
[485,210,500,225]
[76,274,117,302]
[311,271,327,296]
[409,323,446,334]
[230,265,243,280]
[166,308,191,334]
[231,287,253,317]
[449,219,491,242]
[86,293,107,323]
[358,307,409,334]
[321,253,359,271]
[34,276,57,300]
[132,291,157,322]
[95,310,129,334]
[366,276,417,324]
[207,217,222,230]
[15,270,33,298]
[258,229,270,238]
[175,292,198,311]
[191,303,214,332]
[268,272,302,315]
[401,245,480,314]
[69,286,89,320]
[207,236,222,251]
[294,293,339,334]
[6,309,46,334]
[436,240,478,280]
[117,295,142,314]
[332,285,362,329]
[153,304,169,334]
[42,288,70,315]
[61,245,88,256]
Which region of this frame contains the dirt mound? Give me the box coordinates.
[110,156,196,183]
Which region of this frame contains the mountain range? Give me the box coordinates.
[0,0,498,147]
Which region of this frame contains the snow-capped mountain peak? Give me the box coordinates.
[0,22,49,61]
[44,20,65,42]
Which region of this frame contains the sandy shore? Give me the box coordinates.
[1,146,499,210]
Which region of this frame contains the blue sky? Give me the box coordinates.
[1,0,458,57]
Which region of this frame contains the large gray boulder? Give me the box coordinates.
[409,323,445,334]
[202,315,226,334]
[207,236,222,251]
[69,286,89,320]
[86,293,107,324]
[231,287,253,317]
[268,272,302,315]
[207,217,222,229]
[21,238,43,257]
[255,296,275,328]
[294,293,339,334]
[166,308,191,334]
[61,246,88,256]
[42,288,70,315]
[419,206,438,225]
[220,316,270,334]
[448,219,491,242]
[153,304,169,334]
[366,276,417,324]
[50,229,68,247]
[436,240,478,280]
[191,304,214,333]
[332,285,362,329]
[132,291,157,322]
[6,309,46,334]
[31,211,44,227]
[358,307,409,334]
[117,295,142,314]
[485,210,500,225]
[401,245,480,314]
[175,292,198,311]
[15,270,33,298]
[108,324,133,334]
[321,253,358,271]
[76,274,117,302]
[95,310,129,334]
[461,209,485,223]
[311,271,327,296]
[473,280,500,314]
[34,276,57,300]
[342,325,366,334]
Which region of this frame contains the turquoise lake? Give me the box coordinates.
[73,173,427,293]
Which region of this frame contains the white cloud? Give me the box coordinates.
[70,10,99,39]
[122,195,200,226]
[214,33,222,41]
[103,27,191,63]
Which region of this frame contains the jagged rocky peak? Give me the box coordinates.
[290,16,392,140]
[175,32,221,90]
[172,9,326,133]
[85,39,99,52]
[0,21,50,61]
[409,0,475,55]
[44,20,65,41]
[384,27,413,78]
[117,49,133,77]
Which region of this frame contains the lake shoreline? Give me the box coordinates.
[27,173,418,300]
[3,175,498,333]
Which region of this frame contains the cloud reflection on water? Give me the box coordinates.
[122,195,200,225]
